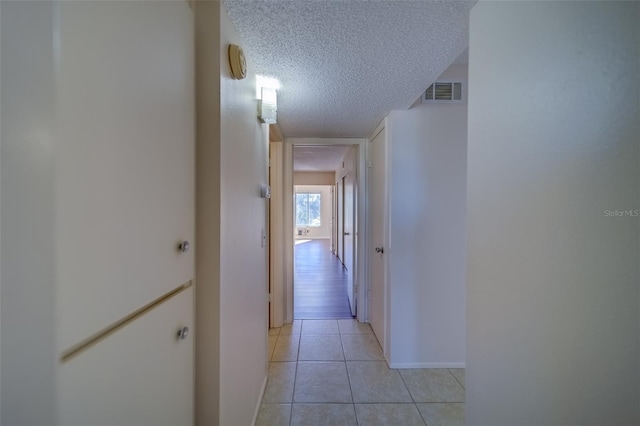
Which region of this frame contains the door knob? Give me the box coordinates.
[177,241,190,253]
[344,232,350,236]
[375,247,384,253]
[177,326,189,340]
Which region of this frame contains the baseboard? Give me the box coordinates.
[294,237,330,240]
[251,375,268,426]
[388,362,465,369]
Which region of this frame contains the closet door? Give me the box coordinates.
[58,287,194,426]
[54,1,194,424]
[369,126,387,353]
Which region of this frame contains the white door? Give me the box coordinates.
[369,128,386,351]
[330,185,336,254]
[55,2,194,424]
[337,178,344,262]
[344,171,356,315]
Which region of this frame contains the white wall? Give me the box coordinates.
[411,63,468,108]
[466,2,639,425]
[336,146,356,181]
[219,6,269,424]
[196,2,269,425]
[0,6,3,419]
[1,3,57,422]
[386,71,467,367]
[295,185,332,239]
[194,2,221,422]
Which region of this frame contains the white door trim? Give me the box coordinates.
[269,141,285,328]
[367,119,391,358]
[280,138,368,323]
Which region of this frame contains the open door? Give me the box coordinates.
[336,178,344,262]
[344,171,356,315]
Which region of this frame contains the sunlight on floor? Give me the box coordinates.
[295,239,311,245]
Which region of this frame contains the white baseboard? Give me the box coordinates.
[251,375,268,426]
[294,237,330,240]
[388,362,465,369]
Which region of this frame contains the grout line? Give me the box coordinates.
[448,368,465,391]
[267,329,280,363]
[263,401,419,405]
[289,325,303,426]
[339,334,358,425]
[397,368,428,426]
[289,332,301,426]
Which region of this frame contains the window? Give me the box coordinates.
[296,193,321,227]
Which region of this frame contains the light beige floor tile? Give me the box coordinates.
[298,334,345,361]
[272,334,300,361]
[355,403,425,426]
[416,403,465,426]
[294,362,353,403]
[301,319,340,334]
[338,319,374,334]
[449,368,465,389]
[399,369,465,402]
[269,327,281,336]
[255,404,291,426]
[268,335,278,361]
[263,362,297,403]
[291,403,357,426]
[341,334,384,360]
[281,320,302,335]
[347,361,412,403]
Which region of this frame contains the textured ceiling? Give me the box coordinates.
[224,0,475,138]
[294,146,350,172]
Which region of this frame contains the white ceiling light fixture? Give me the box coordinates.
[258,87,277,124]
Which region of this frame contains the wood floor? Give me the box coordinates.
[294,239,354,319]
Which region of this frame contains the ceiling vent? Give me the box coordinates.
[423,82,464,103]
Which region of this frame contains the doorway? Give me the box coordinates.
[292,146,355,319]
[269,138,367,327]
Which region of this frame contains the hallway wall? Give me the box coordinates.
[386,67,468,367]
[195,1,269,425]
[466,2,639,425]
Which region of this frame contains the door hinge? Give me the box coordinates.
[268,293,272,303]
[367,160,372,168]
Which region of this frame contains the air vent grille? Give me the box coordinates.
[423,81,463,102]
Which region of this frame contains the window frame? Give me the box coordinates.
[295,192,322,227]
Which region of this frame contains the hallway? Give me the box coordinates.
[294,240,353,319]
[261,319,465,425]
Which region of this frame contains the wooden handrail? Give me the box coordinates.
[60,280,192,363]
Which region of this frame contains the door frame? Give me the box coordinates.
[366,119,390,358]
[279,138,368,324]
[342,169,356,315]
[336,176,344,263]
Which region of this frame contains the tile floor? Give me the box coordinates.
[259,319,465,426]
